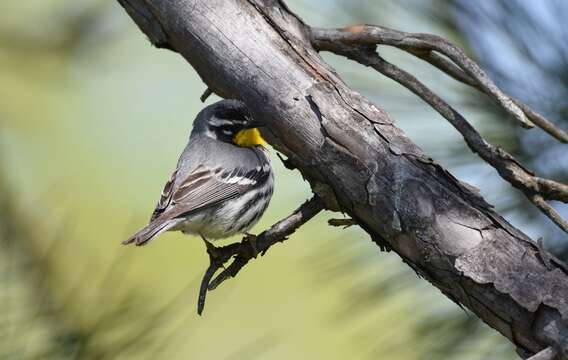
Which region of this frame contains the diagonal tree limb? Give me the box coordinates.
[197,196,324,315]
[311,26,568,143]
[310,39,568,234]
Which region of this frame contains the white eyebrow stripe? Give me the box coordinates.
[209,119,234,127]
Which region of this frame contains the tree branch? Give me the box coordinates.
[197,196,324,315]
[311,29,568,235]
[404,49,568,144]
[311,25,568,143]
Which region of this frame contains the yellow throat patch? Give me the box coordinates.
[233,128,268,148]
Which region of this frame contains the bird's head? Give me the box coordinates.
[192,99,267,148]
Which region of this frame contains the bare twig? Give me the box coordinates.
[407,49,568,143]
[530,195,568,234]
[311,25,568,143]
[200,87,213,102]
[197,248,226,315]
[328,218,357,228]
[311,32,568,234]
[197,196,324,315]
[536,178,568,203]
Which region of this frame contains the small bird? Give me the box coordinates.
[123,99,273,247]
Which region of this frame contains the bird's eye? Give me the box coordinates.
[214,123,235,137]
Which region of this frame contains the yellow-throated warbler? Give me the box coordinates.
[123,100,273,246]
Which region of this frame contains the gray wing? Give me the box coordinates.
[151,163,270,222]
[150,168,178,221]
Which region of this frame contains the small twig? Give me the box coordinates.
[328,218,357,228]
[200,87,213,102]
[530,195,568,234]
[197,242,242,315]
[196,196,324,314]
[407,49,568,143]
[208,253,250,290]
[526,346,557,360]
[197,262,218,315]
[536,178,568,204]
[210,196,324,289]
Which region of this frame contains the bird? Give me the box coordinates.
[123,99,273,248]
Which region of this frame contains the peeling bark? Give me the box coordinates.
[117,0,568,357]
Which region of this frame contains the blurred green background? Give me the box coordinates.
[1,0,567,359]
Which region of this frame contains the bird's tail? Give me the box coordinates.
[122,218,179,246]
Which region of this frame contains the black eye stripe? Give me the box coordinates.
[215,124,236,133]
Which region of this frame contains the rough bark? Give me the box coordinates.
[117,0,568,357]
